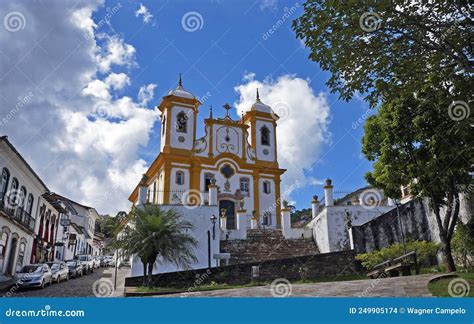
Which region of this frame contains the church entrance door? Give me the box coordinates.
[219,200,235,230]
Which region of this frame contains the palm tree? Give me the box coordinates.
[115,205,198,286]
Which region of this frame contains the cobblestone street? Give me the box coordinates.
[4,266,130,298]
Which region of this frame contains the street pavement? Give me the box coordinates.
[3,266,130,297]
[159,274,439,297]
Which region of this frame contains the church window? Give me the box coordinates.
[176,111,188,133]
[240,178,250,194]
[176,171,185,185]
[204,173,214,192]
[263,181,271,194]
[220,164,235,179]
[260,126,270,146]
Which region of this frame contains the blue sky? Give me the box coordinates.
[1,0,374,214]
[94,0,374,209]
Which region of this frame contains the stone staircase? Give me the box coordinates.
[220,229,320,265]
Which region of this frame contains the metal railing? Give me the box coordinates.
[0,199,35,232]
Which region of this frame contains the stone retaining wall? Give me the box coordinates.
[125,250,361,288]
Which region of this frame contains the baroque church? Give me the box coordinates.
[129,76,286,228]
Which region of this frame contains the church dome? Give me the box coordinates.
[250,89,274,114]
[167,74,195,99]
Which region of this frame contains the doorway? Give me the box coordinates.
[219,200,236,229]
[7,237,17,275]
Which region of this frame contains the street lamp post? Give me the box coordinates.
[210,215,217,240]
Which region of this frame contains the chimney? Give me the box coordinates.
[324,178,334,207]
[311,195,319,218]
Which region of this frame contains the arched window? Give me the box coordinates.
[0,231,8,257]
[176,111,188,133]
[8,178,19,208]
[19,186,26,209]
[25,194,34,215]
[240,178,250,195]
[263,181,271,194]
[260,126,270,146]
[0,168,10,203]
[16,241,26,268]
[176,171,185,185]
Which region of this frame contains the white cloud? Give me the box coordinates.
[135,3,153,24]
[96,34,136,73]
[0,1,159,214]
[234,74,331,199]
[259,0,278,11]
[138,83,157,106]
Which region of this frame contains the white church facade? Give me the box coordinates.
[129,76,286,229]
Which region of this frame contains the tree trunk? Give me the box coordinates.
[441,239,456,273]
[142,261,147,286]
[147,262,154,287]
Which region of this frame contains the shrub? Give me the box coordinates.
[356,241,439,270]
[452,220,474,269]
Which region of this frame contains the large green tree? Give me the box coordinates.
[293,1,472,106]
[362,87,473,272]
[115,205,197,286]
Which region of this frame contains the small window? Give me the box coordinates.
[0,168,10,202]
[176,111,188,133]
[25,194,34,215]
[0,232,8,257]
[263,181,271,194]
[204,174,214,192]
[16,242,25,268]
[261,126,270,146]
[176,171,185,185]
[240,178,250,194]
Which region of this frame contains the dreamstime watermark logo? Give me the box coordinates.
[359,12,382,32]
[0,91,34,127]
[3,11,26,32]
[270,101,292,121]
[181,269,212,297]
[4,189,24,209]
[92,102,114,119]
[448,278,470,297]
[181,189,203,209]
[92,278,114,297]
[262,3,300,40]
[352,107,375,130]
[84,3,122,41]
[270,278,292,297]
[181,11,204,32]
[448,100,470,121]
[359,188,382,210]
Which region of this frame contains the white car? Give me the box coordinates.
[47,262,69,283]
[14,264,52,289]
[76,255,94,274]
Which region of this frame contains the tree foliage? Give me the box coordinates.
[115,205,197,286]
[293,1,473,106]
[362,86,473,271]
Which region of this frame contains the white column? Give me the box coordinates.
[281,208,291,239]
[208,184,218,206]
[236,209,247,239]
[324,179,334,207]
[348,227,355,250]
[311,195,319,219]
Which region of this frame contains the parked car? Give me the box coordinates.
[92,256,100,269]
[47,262,69,283]
[14,264,52,289]
[66,260,83,278]
[76,255,94,274]
[99,256,107,267]
[105,255,115,267]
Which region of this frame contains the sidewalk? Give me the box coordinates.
[0,274,14,291]
[103,265,130,297]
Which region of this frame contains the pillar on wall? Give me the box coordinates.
[236,209,247,239]
[220,207,227,230]
[311,195,319,219]
[208,179,218,206]
[324,179,334,207]
[348,227,355,250]
[281,207,291,239]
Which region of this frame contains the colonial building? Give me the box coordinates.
[129,77,286,228]
[0,136,64,275]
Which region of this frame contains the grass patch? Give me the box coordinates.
[428,272,474,297]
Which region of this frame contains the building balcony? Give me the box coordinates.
[0,200,35,233]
